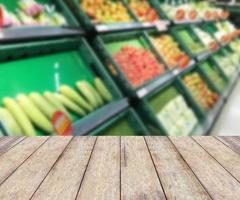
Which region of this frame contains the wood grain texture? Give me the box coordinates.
[217,136,240,154]
[170,137,240,200]
[0,137,25,156]
[0,137,72,200]
[121,137,166,200]
[77,137,120,200]
[193,136,240,182]
[145,137,211,200]
[0,137,48,184]
[31,137,96,200]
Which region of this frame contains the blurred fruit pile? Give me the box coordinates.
[195,2,229,20]
[178,30,206,55]
[183,73,219,111]
[201,62,226,92]
[160,2,228,22]
[113,46,165,88]
[128,0,159,22]
[0,0,67,27]
[161,3,198,21]
[0,78,113,136]
[151,34,190,69]
[156,95,198,136]
[80,0,131,24]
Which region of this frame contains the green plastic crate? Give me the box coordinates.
[0,37,123,136]
[171,25,208,58]
[199,60,227,93]
[134,77,205,135]
[145,29,192,69]
[90,108,149,136]
[178,67,222,116]
[93,30,168,97]
[0,0,79,27]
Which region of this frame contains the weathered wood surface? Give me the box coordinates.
[0,136,239,200]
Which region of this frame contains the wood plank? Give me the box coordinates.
[0,137,25,156]
[170,137,240,200]
[193,136,240,182]
[76,137,120,200]
[31,137,96,200]
[120,137,166,200]
[0,137,48,184]
[0,136,72,200]
[145,137,211,200]
[217,137,240,154]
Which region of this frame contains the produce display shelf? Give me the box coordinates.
[0,27,84,44]
[0,37,123,136]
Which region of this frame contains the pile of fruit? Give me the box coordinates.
[151,34,190,69]
[0,78,113,136]
[214,21,237,43]
[195,2,229,20]
[80,0,131,24]
[178,30,206,55]
[193,27,218,51]
[183,72,219,111]
[156,95,198,136]
[113,46,165,88]
[128,0,159,22]
[0,0,67,27]
[201,62,226,92]
[161,3,198,21]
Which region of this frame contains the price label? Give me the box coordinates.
[155,22,167,32]
[0,6,3,28]
[137,88,148,98]
[173,69,180,76]
[52,111,72,136]
[96,24,109,32]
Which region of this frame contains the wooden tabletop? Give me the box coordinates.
[0,136,239,200]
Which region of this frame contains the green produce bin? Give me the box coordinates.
[0,37,123,136]
[0,0,79,27]
[171,25,208,58]
[63,0,136,32]
[90,108,149,136]
[146,29,192,69]
[178,67,222,117]
[198,59,228,93]
[135,77,206,136]
[93,31,168,97]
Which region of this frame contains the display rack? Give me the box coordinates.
[0,0,239,136]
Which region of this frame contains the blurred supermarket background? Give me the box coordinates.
[0,0,240,136]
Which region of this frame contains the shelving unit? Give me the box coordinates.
[0,0,240,136]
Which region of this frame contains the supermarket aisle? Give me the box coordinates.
[212,81,240,136]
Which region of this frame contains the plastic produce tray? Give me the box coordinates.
[134,78,205,136]
[171,25,209,59]
[178,66,223,117]
[146,29,193,69]
[93,30,168,97]
[0,37,123,136]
